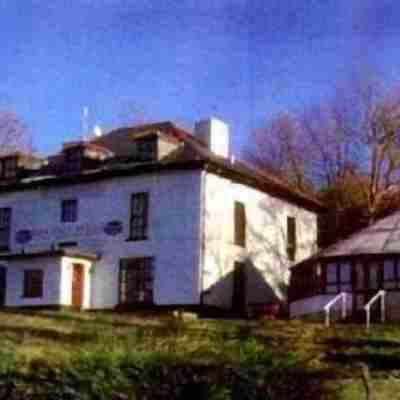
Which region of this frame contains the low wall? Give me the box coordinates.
[290,294,353,318]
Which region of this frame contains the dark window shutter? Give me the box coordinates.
[234,202,246,247]
[129,192,149,240]
[287,216,297,261]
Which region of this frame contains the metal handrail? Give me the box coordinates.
[324,292,347,327]
[364,290,386,331]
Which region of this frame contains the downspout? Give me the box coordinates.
[198,170,206,306]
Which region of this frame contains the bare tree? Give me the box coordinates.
[0,110,33,155]
[245,79,400,244]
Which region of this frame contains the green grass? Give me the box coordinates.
[0,310,399,398]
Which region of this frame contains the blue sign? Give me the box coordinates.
[104,221,123,236]
[16,230,33,244]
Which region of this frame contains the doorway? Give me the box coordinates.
[232,261,247,314]
[72,264,84,309]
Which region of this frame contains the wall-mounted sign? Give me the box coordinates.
[15,230,33,245]
[104,221,123,236]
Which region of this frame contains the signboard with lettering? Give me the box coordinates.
[17,222,125,243]
[104,221,123,236]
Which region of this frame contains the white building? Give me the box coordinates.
[0,118,322,311]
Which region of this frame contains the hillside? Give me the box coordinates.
[0,310,398,399]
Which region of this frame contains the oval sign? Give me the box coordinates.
[104,221,123,236]
[16,230,33,244]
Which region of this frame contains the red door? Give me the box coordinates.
[72,264,84,309]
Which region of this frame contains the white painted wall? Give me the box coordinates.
[201,172,318,309]
[289,294,353,318]
[0,168,318,310]
[0,170,202,309]
[4,257,62,307]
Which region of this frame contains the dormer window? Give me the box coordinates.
[3,157,17,179]
[0,156,18,180]
[64,147,82,174]
[136,138,157,162]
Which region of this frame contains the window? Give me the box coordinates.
[119,258,154,304]
[61,199,78,223]
[23,270,43,298]
[129,193,149,240]
[3,157,17,179]
[0,157,18,180]
[64,148,82,174]
[324,262,352,294]
[136,138,157,162]
[287,216,297,261]
[384,259,397,289]
[234,201,246,247]
[0,208,11,250]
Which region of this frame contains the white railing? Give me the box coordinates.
[364,290,386,331]
[324,292,348,327]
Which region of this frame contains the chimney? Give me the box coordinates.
[194,118,230,158]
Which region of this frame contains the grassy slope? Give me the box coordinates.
[0,310,399,398]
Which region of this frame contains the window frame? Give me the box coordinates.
[287,216,297,261]
[234,201,246,247]
[64,147,83,174]
[323,261,353,294]
[135,138,158,162]
[61,199,78,223]
[128,192,149,241]
[3,157,18,179]
[119,257,154,305]
[0,207,11,251]
[23,269,43,298]
[383,258,398,289]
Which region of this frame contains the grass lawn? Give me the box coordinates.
[0,310,399,398]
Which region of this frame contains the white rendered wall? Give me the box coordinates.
[201,172,318,308]
[289,294,353,318]
[4,257,62,307]
[0,170,202,309]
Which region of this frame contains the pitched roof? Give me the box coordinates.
[292,210,400,271]
[92,122,323,211]
[320,211,400,257]
[0,121,324,212]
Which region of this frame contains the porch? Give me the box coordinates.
[0,249,99,309]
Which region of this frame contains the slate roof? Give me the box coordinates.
[291,210,400,272]
[0,121,324,212]
[320,211,400,257]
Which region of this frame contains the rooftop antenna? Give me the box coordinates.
[82,106,89,140]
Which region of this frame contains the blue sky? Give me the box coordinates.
[1,0,400,155]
